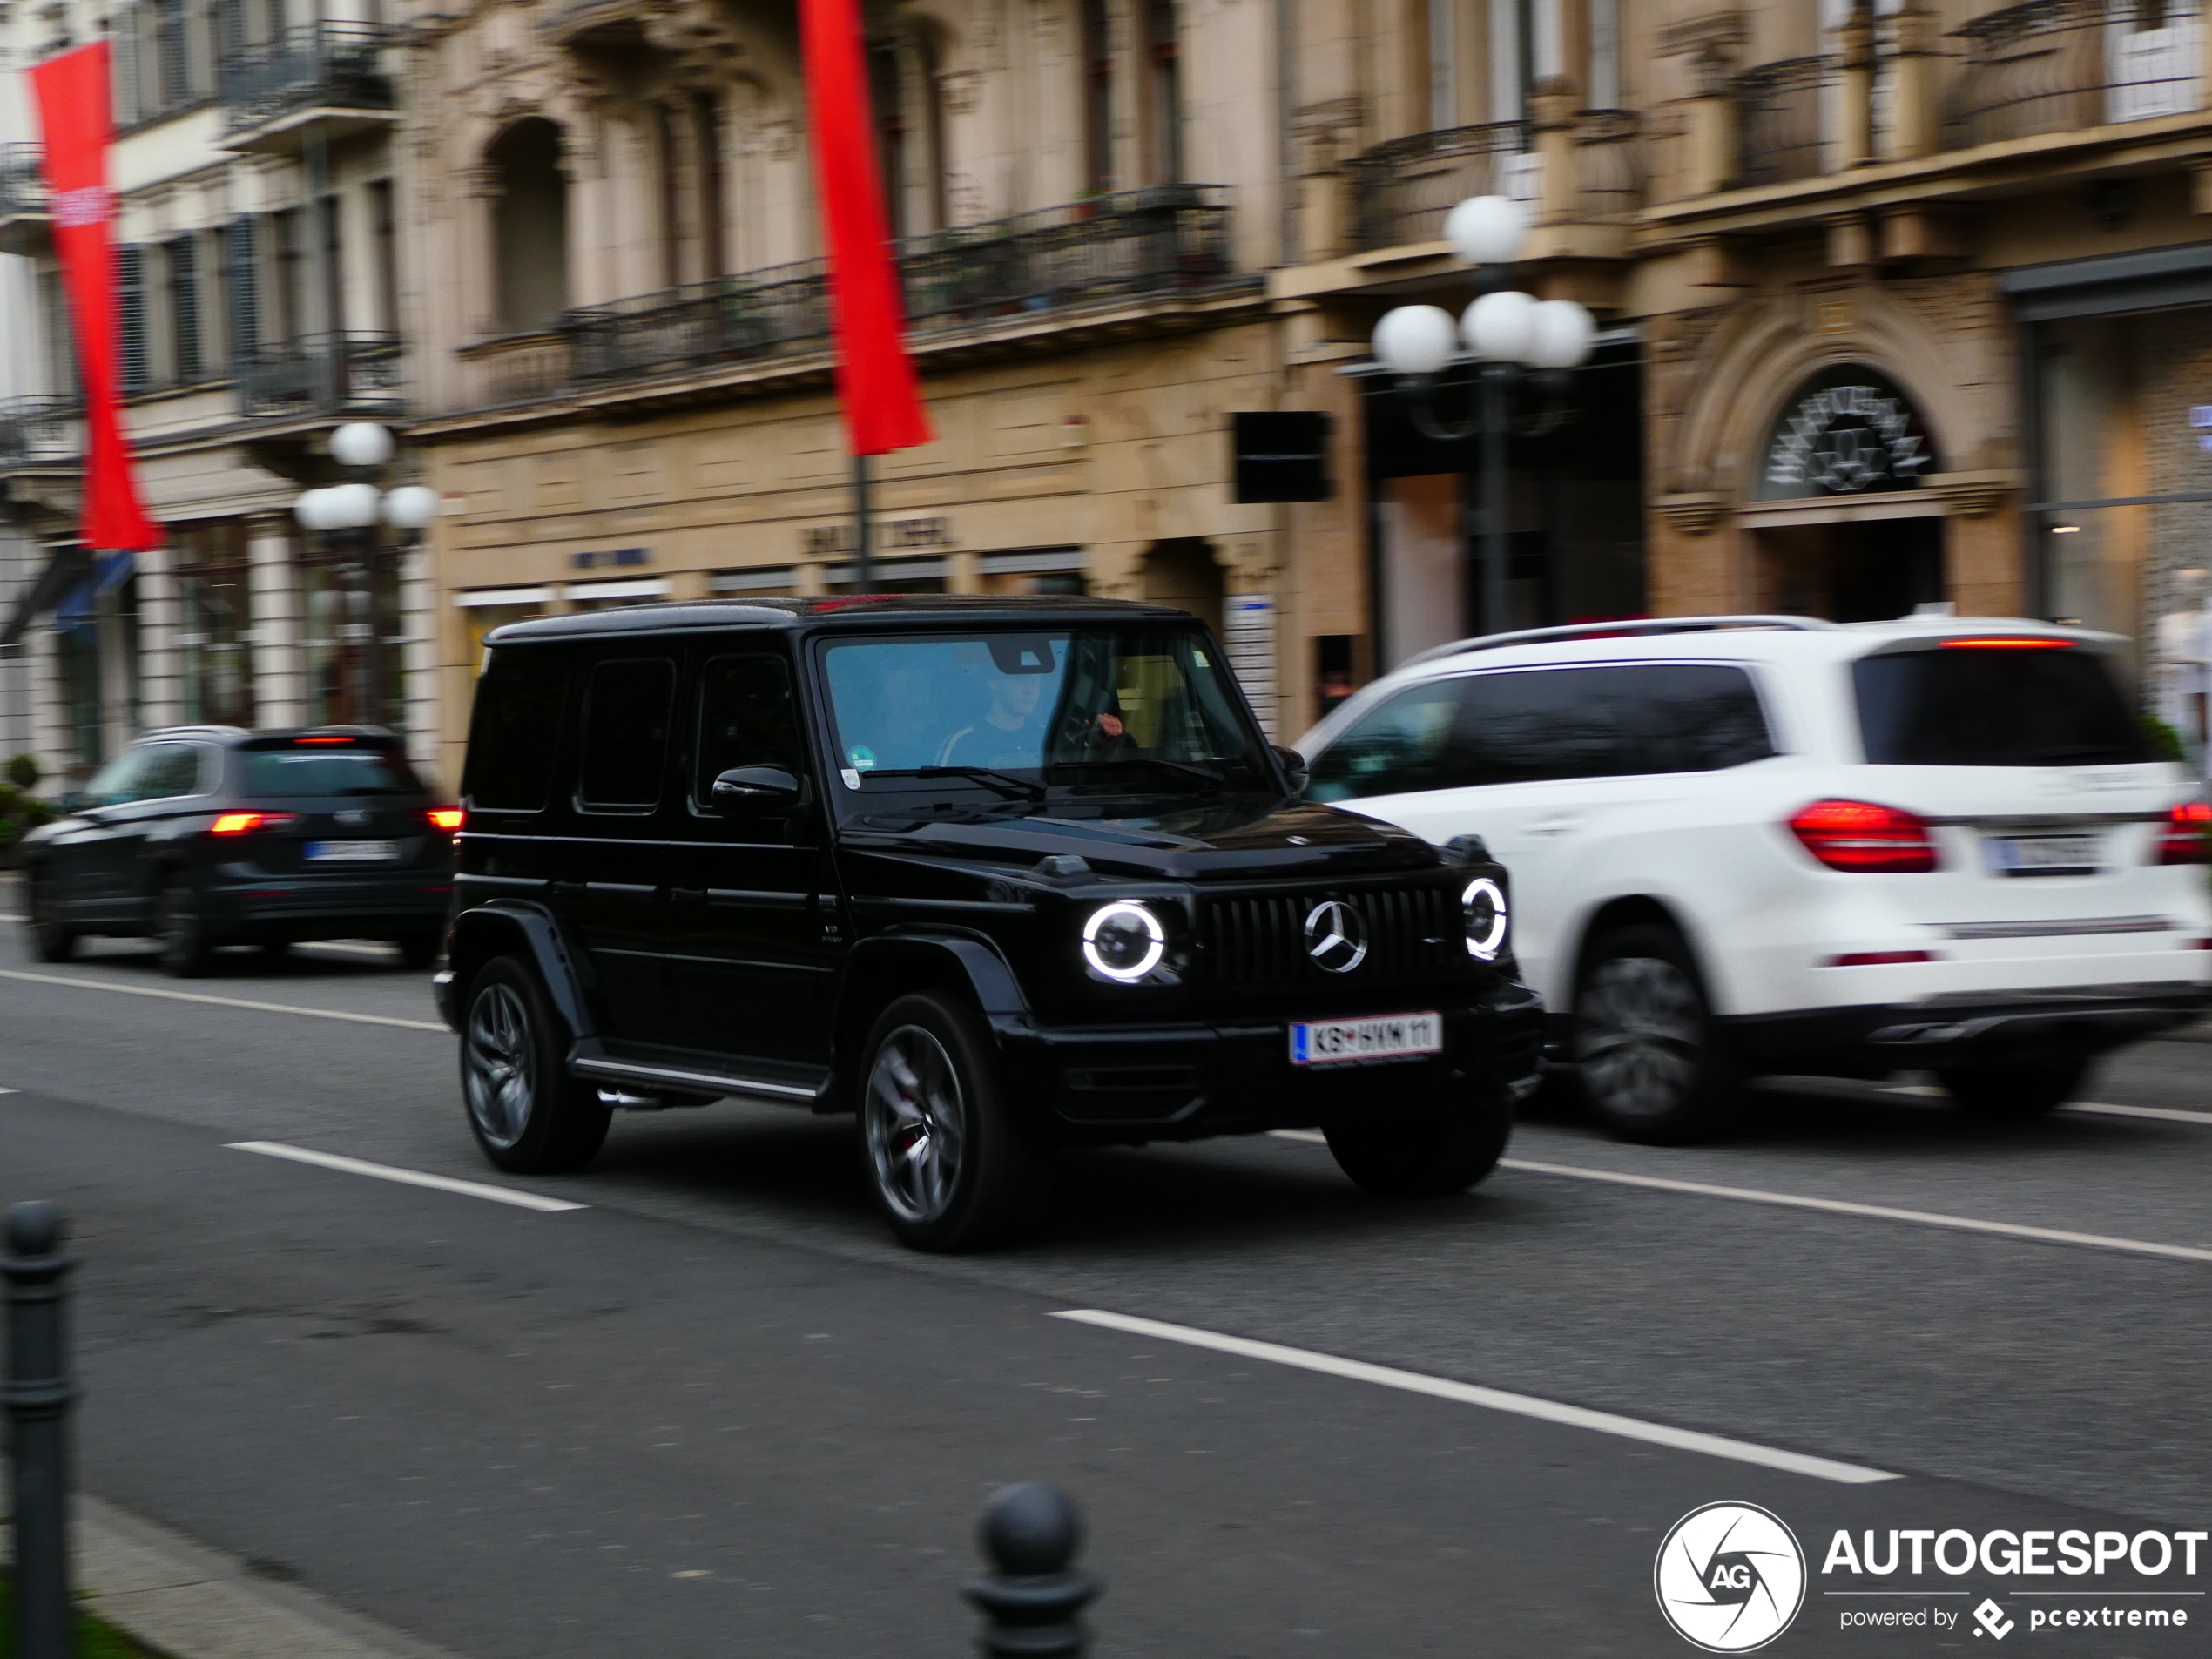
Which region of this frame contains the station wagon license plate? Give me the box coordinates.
[1986,833,2101,878]
[1290,1013,1443,1066]
[304,840,400,863]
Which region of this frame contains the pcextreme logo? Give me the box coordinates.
[1656,1502,1809,1652]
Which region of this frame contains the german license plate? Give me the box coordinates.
[304,840,399,863]
[1290,1012,1443,1066]
[1986,834,2101,877]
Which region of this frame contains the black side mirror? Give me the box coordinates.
[1271,745,1309,794]
[711,765,803,817]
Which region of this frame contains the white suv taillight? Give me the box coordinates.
[1788,799,1939,873]
[2155,802,2211,866]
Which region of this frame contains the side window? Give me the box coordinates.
[577,657,676,812]
[136,743,205,800]
[1456,667,1630,786]
[84,746,156,807]
[694,651,804,806]
[1631,664,1777,772]
[465,651,568,812]
[1305,680,1467,802]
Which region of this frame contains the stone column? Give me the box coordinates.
[1883,1,1939,161]
[1291,98,1364,259]
[1682,44,1738,197]
[26,621,71,784]
[1830,1,1874,172]
[137,541,183,728]
[1533,76,1580,226]
[462,165,502,339]
[247,515,305,727]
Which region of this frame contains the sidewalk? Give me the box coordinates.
[3,1490,467,1659]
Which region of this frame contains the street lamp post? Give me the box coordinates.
[1371,196,1597,637]
[293,422,439,732]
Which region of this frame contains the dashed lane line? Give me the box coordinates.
[0,968,448,1032]
[227,1142,584,1212]
[1052,1308,1898,1485]
[2068,1101,2212,1126]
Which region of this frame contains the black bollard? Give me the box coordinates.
[5,1201,76,1659]
[963,1483,1100,1658]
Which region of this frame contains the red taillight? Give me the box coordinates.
[2155,801,2212,866]
[1789,799,1940,873]
[1828,949,1939,967]
[427,806,465,833]
[1939,637,2073,650]
[209,811,299,836]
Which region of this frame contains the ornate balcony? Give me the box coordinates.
[219,23,395,152]
[1733,57,1831,187]
[0,145,50,256]
[1945,0,2203,149]
[558,185,1239,392]
[237,334,404,421]
[1348,122,1532,251]
[0,397,83,469]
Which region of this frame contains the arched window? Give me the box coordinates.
[489,118,570,333]
[1143,0,1181,185]
[1081,0,1113,195]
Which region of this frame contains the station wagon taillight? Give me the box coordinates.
[2155,802,2211,866]
[1788,799,1939,873]
[209,811,299,836]
[427,806,465,833]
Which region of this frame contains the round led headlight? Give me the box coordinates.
[1082,900,1166,983]
[1461,876,1507,961]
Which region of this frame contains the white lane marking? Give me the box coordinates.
[0,912,24,922]
[0,1086,15,1094]
[2069,1101,2212,1126]
[0,968,447,1032]
[1271,1128,1326,1143]
[228,1142,584,1212]
[1052,1308,1898,1486]
[1500,1157,2212,1267]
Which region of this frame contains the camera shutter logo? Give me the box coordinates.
[1655,1502,1806,1652]
[1303,900,1367,974]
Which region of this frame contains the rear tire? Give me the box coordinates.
[1572,923,1741,1145]
[460,956,610,1173]
[1324,1102,1512,1197]
[858,992,1049,1251]
[26,873,77,964]
[157,879,217,978]
[397,932,441,970]
[1938,1056,2087,1120]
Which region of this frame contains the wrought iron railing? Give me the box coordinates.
[1945,0,2202,148]
[237,334,404,419]
[0,397,84,466]
[1574,110,1645,216]
[1733,57,1832,186]
[0,145,48,219]
[560,185,1238,388]
[1349,122,1531,251]
[218,22,392,138]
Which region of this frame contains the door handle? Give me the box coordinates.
[549,880,583,900]
[668,887,706,906]
[1526,813,1584,838]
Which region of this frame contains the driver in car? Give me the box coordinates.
[937,659,1124,769]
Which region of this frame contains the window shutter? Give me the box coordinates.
[113,13,141,125]
[225,215,257,371]
[170,235,201,382]
[119,245,151,395]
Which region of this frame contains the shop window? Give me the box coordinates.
[172,521,254,727]
[489,118,570,334]
[300,545,403,731]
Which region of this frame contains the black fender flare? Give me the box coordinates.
[443,900,597,1042]
[829,930,1031,1099]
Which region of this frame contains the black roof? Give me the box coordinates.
[486,592,1194,645]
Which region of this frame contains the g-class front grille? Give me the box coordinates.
[1195,882,1465,984]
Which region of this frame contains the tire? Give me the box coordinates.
[157,879,217,978]
[858,992,1049,1251]
[26,872,78,964]
[1572,922,1741,1145]
[397,933,441,971]
[1938,1056,2087,1120]
[459,956,610,1173]
[1324,1102,1512,1198]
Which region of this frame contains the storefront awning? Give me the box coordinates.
[2001,243,2212,323]
[0,543,91,647]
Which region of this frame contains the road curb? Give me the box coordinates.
[4,1488,471,1659]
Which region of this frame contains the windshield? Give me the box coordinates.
[1853,645,2151,767]
[819,628,1270,806]
[242,748,424,797]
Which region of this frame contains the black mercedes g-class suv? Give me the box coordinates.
[434,596,1541,1249]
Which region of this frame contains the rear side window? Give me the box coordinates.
[578,658,676,810]
[244,747,421,797]
[465,652,567,811]
[1638,664,1776,772]
[1855,646,2149,767]
[137,743,206,799]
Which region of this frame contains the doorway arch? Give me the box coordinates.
[1141,537,1223,635]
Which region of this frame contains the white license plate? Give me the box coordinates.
[304,840,400,863]
[1986,834,2101,877]
[1290,1013,1443,1066]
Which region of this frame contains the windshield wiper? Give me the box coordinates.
[900,766,1048,801]
[1050,756,1231,787]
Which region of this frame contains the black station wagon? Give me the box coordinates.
[434,596,1542,1250]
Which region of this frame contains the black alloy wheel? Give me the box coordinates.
[27,872,77,963]
[460,956,610,1173]
[157,879,217,978]
[1323,1102,1513,1198]
[1937,1055,2088,1120]
[858,992,1048,1252]
[1573,922,1741,1145]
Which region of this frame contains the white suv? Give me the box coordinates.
[1295,616,2212,1143]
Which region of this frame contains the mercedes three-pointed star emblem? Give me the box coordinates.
[1303,900,1368,974]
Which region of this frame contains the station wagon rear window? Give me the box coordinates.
[1853,644,2148,767]
[243,748,422,797]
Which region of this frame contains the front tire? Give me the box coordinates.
[1573,923,1740,1145]
[157,879,216,978]
[1324,1103,1511,1197]
[858,993,1047,1251]
[460,956,610,1173]
[1938,1056,2087,1120]
[26,872,77,963]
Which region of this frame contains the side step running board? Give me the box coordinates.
[570,1052,829,1106]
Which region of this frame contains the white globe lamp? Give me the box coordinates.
[1462,289,1540,364]
[382,484,441,530]
[293,488,334,530]
[329,421,395,469]
[324,482,382,529]
[1372,305,1460,379]
[1526,299,1598,370]
[1444,195,1528,268]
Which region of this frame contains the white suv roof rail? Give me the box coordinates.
[1402,615,1842,669]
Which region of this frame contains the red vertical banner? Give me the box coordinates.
[799,0,934,456]
[30,40,161,554]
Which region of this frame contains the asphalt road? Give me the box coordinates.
[3,889,2209,1656]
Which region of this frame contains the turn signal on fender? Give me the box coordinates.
[208,811,298,836]
[2155,801,2211,866]
[427,807,465,833]
[1788,799,1939,873]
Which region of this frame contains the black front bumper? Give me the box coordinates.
[1722,981,2212,1076]
[202,872,453,941]
[994,981,1545,1143]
